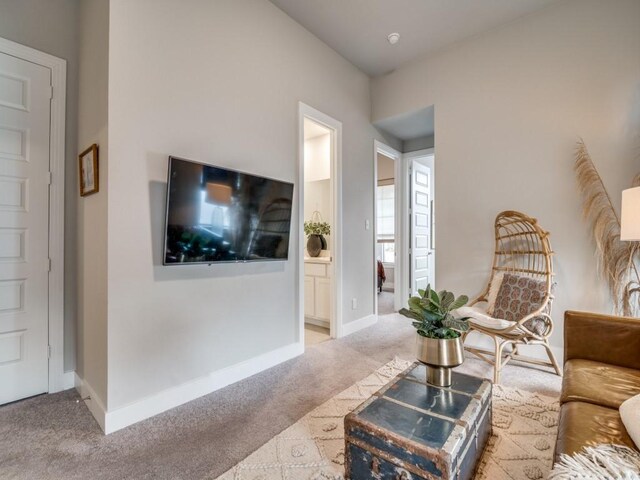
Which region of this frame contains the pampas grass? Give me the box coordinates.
[574,140,640,317]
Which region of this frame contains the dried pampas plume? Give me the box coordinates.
[574,140,640,317]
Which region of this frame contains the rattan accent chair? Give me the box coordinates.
[461,210,562,383]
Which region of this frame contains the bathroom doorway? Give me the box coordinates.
[298,103,343,347]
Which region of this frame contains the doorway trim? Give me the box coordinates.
[373,140,403,314]
[0,37,67,393]
[298,102,343,342]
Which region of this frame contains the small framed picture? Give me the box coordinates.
[79,144,99,196]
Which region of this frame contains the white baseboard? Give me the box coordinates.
[99,341,303,434]
[74,373,107,432]
[464,331,564,367]
[342,314,378,337]
[61,371,75,390]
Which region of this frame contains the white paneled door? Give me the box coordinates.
[0,52,51,405]
[410,161,432,295]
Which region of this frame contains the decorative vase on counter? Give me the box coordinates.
[307,234,323,257]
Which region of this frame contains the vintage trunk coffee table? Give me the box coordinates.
[345,362,492,480]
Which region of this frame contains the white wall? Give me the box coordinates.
[304,133,332,250]
[372,0,640,349]
[304,133,330,182]
[76,0,109,407]
[107,0,382,411]
[0,0,79,373]
[304,179,331,250]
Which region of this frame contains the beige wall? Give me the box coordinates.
[106,0,383,410]
[372,0,640,349]
[76,0,109,405]
[0,0,80,372]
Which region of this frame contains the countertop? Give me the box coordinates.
[304,256,332,264]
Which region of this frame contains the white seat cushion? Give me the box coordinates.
[456,305,516,330]
[620,393,640,449]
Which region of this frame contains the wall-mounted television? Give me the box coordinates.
[163,156,294,265]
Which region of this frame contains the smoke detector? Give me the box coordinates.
[387,33,400,45]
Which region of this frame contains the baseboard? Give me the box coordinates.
[464,331,564,367]
[305,317,329,329]
[102,341,304,434]
[74,373,107,432]
[61,371,75,390]
[342,314,377,337]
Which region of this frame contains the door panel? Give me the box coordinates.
[410,161,432,295]
[304,276,315,317]
[0,52,51,405]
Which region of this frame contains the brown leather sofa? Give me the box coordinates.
[555,310,640,460]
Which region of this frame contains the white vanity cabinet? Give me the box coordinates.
[304,259,331,328]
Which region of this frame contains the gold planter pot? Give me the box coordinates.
[416,335,465,387]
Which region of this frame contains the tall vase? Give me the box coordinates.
[307,234,322,257]
[416,335,464,387]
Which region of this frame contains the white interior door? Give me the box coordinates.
[0,51,51,404]
[410,161,433,295]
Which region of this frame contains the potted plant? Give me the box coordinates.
[304,213,330,257]
[399,285,471,387]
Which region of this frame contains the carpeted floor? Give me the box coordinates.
[217,359,560,480]
[377,290,395,315]
[0,314,561,480]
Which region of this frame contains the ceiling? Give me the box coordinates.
[375,105,434,141]
[304,118,331,140]
[269,0,559,77]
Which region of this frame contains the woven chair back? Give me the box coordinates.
[489,210,554,293]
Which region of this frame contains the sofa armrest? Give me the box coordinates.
[564,310,640,370]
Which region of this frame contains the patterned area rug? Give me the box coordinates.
[214,359,559,480]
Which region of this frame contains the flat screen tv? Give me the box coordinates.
[163,156,294,265]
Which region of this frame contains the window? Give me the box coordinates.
[377,184,395,264]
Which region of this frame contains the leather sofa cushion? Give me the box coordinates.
[561,359,640,409]
[555,401,637,461]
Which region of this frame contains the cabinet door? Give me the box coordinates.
[304,276,315,317]
[315,277,331,320]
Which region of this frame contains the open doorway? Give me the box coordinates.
[376,152,396,315]
[372,142,436,315]
[298,103,343,347]
[373,141,403,316]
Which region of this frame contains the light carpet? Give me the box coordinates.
[215,358,559,480]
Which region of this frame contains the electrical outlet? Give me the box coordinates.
[365,220,370,230]
[352,298,357,309]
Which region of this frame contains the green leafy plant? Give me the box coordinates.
[304,221,330,236]
[399,285,471,339]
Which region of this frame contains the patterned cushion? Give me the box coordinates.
[492,273,550,335]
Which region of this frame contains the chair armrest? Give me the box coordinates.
[564,310,640,370]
